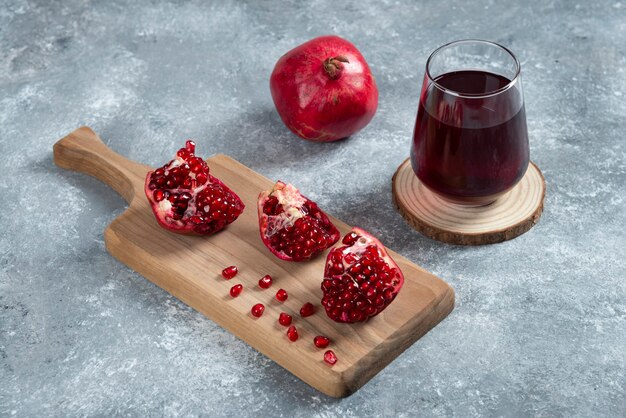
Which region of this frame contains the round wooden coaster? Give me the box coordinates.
[392,159,545,245]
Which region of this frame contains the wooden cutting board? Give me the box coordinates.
[53,126,454,398]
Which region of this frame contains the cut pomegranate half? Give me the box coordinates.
[321,227,404,323]
[258,181,340,261]
[145,141,244,235]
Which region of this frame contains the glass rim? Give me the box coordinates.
[425,39,521,98]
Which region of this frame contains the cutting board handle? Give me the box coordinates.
[53,126,148,203]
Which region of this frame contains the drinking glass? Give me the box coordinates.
[410,39,529,205]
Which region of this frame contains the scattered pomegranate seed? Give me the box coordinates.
[324,350,337,365]
[313,336,330,348]
[222,266,238,279]
[278,312,292,326]
[287,325,299,341]
[251,303,265,317]
[275,289,288,302]
[258,274,273,289]
[300,302,316,317]
[230,284,243,298]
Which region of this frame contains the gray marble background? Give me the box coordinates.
[1,0,624,416]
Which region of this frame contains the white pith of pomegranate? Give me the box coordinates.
[145,141,244,235]
[257,181,340,261]
[321,227,404,323]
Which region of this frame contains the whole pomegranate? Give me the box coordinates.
[258,181,340,261]
[270,35,378,142]
[321,228,404,323]
[145,141,244,235]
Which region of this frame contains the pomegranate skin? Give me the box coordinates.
[270,35,378,142]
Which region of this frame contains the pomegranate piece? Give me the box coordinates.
[270,35,378,142]
[258,181,340,261]
[324,350,338,365]
[145,140,244,235]
[230,284,243,298]
[286,325,299,342]
[278,312,292,326]
[258,275,273,289]
[275,289,288,302]
[314,336,330,348]
[299,302,316,317]
[251,303,265,318]
[321,227,404,323]
[222,266,238,279]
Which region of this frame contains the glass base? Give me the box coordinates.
[423,185,510,207]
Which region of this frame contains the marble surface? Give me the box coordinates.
[1,0,624,416]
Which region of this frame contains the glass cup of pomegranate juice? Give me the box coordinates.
[410,39,530,206]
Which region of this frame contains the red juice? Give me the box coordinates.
[410,70,529,204]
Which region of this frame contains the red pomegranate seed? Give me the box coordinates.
[251,303,265,317]
[278,312,292,326]
[342,231,359,245]
[229,284,243,298]
[313,336,330,348]
[300,302,316,317]
[153,189,165,202]
[275,289,288,302]
[324,350,337,365]
[258,275,273,289]
[286,325,299,341]
[221,266,238,279]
